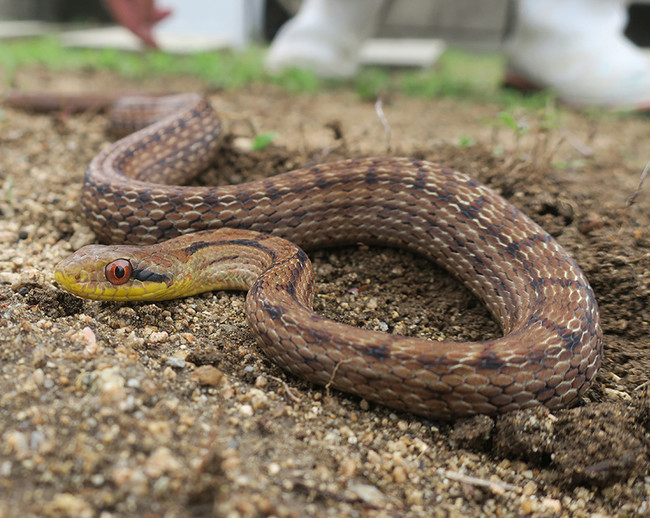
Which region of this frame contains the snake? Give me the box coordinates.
[53,93,602,420]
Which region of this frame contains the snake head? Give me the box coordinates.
[55,244,175,301]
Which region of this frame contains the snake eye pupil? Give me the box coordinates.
[105,259,133,285]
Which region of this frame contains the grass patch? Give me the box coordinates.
[1,37,556,108]
[353,49,557,110]
[0,37,323,92]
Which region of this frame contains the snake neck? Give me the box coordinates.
[173,231,314,301]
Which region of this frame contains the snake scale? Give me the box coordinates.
[55,93,602,419]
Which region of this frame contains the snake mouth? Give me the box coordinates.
[54,268,93,298]
[54,267,107,301]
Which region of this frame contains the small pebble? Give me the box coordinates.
[519,499,536,514]
[163,367,177,381]
[407,489,423,506]
[0,461,12,477]
[93,367,125,400]
[348,484,389,507]
[0,231,16,243]
[604,387,631,401]
[180,332,195,343]
[4,430,29,460]
[82,326,98,354]
[317,263,334,276]
[165,357,186,369]
[190,365,223,386]
[148,331,169,344]
[221,453,241,472]
[50,493,93,518]
[144,447,182,478]
[392,465,407,484]
[124,331,145,348]
[366,450,381,466]
[111,466,149,495]
[0,272,20,284]
[32,368,45,386]
[541,497,562,513]
[340,458,357,477]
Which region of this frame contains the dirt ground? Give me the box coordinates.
[1,67,649,517]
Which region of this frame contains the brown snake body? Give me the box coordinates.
[63,93,601,419]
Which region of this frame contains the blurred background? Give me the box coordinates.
[1,0,648,54]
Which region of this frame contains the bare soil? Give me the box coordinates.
[1,67,649,517]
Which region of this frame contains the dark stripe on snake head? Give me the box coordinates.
[132,268,170,284]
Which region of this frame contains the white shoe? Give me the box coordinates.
[265,0,383,78]
[504,0,650,109]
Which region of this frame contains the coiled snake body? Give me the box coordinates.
[55,94,602,419]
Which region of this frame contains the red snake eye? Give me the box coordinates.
[105,259,133,285]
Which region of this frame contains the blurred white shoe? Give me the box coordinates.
[265,0,383,78]
[504,0,650,109]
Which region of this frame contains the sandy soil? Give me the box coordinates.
[0,67,649,517]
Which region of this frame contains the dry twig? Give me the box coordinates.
[441,469,519,493]
[619,160,650,235]
[269,375,301,403]
[374,98,392,153]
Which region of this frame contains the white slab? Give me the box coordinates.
[59,26,230,54]
[0,21,59,39]
[359,38,446,68]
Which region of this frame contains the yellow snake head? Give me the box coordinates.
[55,244,178,302]
[54,230,277,303]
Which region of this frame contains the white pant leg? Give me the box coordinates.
[505,0,650,108]
[265,0,384,78]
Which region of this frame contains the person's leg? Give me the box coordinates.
[504,0,650,109]
[265,0,384,78]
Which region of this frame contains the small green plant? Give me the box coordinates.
[497,111,529,137]
[492,102,571,171]
[457,135,475,148]
[251,132,277,151]
[495,110,530,161]
[552,159,588,170]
